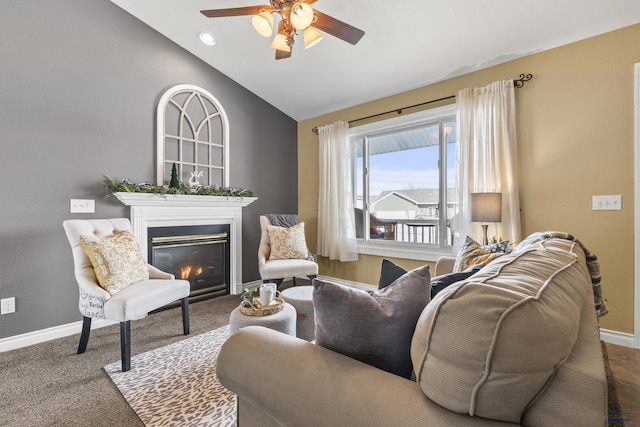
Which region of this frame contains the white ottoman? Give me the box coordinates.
[280,286,315,341]
[229,302,296,336]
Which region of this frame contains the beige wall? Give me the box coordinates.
[298,23,640,334]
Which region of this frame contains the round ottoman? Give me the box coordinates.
[229,302,296,336]
[280,286,315,341]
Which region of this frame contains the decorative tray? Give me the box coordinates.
[239,296,285,316]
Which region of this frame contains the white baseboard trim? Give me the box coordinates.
[600,328,636,348]
[0,318,118,353]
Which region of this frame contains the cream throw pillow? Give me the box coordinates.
[268,222,309,260]
[79,231,149,295]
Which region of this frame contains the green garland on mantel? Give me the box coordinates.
[105,177,254,198]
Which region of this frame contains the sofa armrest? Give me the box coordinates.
[434,256,456,276]
[217,327,516,427]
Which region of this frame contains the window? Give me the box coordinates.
[156,84,229,187]
[350,104,457,260]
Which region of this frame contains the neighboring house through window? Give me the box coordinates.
[350,104,457,261]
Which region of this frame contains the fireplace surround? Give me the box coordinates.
[115,192,257,296]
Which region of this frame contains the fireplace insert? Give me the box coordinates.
[147,224,230,307]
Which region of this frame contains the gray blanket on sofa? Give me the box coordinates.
[513,231,607,317]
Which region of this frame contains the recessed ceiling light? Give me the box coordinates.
[198,32,216,46]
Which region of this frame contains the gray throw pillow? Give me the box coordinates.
[313,264,431,379]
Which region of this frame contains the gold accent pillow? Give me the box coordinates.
[453,236,509,272]
[79,231,149,295]
[268,222,309,260]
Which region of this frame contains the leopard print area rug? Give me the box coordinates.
[104,325,236,426]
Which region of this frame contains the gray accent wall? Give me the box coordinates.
[0,0,298,339]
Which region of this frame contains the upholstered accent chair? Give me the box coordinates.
[63,218,190,372]
[257,215,318,287]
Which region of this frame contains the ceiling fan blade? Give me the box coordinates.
[200,6,270,18]
[275,49,292,60]
[312,10,365,45]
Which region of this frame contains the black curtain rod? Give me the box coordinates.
[312,73,533,135]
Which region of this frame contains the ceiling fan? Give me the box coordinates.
[200,0,365,60]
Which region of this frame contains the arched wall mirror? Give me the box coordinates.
[156,84,230,187]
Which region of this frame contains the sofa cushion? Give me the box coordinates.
[313,264,431,379]
[453,235,509,272]
[411,238,588,423]
[79,231,149,295]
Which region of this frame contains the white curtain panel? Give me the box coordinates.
[317,121,358,262]
[454,80,522,249]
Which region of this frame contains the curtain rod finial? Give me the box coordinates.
[514,73,533,88]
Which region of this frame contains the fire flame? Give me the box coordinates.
[180,265,203,280]
[181,265,192,280]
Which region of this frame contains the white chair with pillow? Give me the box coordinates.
[258,214,318,288]
[63,218,190,372]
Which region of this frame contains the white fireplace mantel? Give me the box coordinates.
[114,192,257,208]
[114,192,257,294]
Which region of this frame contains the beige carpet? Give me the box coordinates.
[104,325,235,427]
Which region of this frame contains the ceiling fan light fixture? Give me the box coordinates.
[270,33,291,52]
[290,3,314,30]
[200,2,365,59]
[251,11,274,37]
[303,26,323,49]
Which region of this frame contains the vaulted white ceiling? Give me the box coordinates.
[110,0,640,121]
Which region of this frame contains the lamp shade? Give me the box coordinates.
[270,33,291,52]
[252,11,274,37]
[469,193,502,222]
[290,2,314,29]
[303,26,323,48]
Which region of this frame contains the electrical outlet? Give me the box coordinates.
[1,297,15,315]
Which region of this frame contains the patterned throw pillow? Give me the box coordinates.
[79,231,149,295]
[453,235,509,272]
[268,222,309,260]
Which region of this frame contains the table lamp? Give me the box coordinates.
[469,192,502,245]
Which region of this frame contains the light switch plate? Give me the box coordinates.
[70,199,95,213]
[592,195,622,211]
